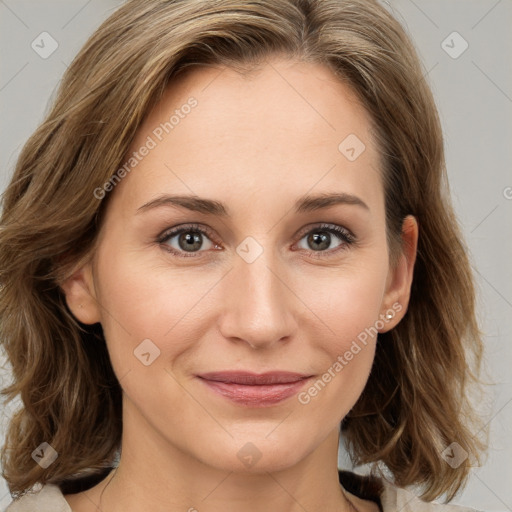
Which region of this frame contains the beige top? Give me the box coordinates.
[4,479,483,511]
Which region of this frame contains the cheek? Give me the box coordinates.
[293,260,388,411]
[93,247,221,370]
[301,258,388,346]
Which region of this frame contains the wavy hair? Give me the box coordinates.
[0,0,485,502]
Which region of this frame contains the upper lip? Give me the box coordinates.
[197,371,312,385]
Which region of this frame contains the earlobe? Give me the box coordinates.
[59,262,101,325]
[379,215,418,332]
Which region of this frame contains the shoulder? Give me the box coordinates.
[338,470,484,512]
[379,476,483,512]
[4,484,71,512]
[4,474,484,512]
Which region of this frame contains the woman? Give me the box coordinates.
[0,0,486,510]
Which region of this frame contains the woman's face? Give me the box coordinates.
[64,58,416,474]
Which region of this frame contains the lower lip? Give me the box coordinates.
[199,378,311,407]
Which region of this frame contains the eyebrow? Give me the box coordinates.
[136,192,370,216]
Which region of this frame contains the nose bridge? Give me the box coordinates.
[218,243,296,348]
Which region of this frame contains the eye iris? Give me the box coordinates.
[179,231,202,252]
[308,231,330,251]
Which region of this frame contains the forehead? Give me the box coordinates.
[145,58,374,150]
[109,58,383,218]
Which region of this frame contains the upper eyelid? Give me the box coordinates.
[295,222,354,239]
[158,223,218,243]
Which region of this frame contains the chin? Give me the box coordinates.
[197,431,312,475]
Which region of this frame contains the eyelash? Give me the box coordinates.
[157,222,356,259]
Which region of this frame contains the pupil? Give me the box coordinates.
[179,232,202,252]
[309,232,330,251]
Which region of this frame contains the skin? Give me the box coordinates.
[60,58,418,512]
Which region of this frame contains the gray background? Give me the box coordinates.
[0,0,511,510]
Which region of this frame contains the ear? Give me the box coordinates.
[59,261,102,325]
[379,215,418,332]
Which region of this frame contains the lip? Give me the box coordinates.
[197,371,313,407]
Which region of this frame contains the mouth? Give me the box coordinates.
[196,371,313,407]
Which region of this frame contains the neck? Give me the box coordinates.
[84,397,366,512]
[101,443,352,512]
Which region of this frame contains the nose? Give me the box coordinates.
[217,249,298,350]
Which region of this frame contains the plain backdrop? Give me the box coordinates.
[0,1,511,510]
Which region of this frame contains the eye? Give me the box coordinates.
[294,223,355,257]
[157,222,356,259]
[158,223,220,258]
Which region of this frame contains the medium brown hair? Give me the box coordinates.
[0,0,485,502]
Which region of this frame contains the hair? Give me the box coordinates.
[0,0,486,503]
